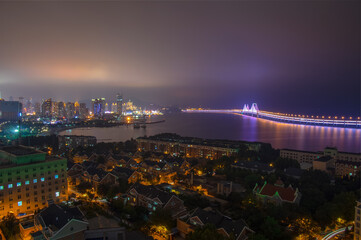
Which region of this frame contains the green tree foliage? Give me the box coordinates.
[180,194,210,209]
[76,181,93,193]
[0,213,20,240]
[149,209,175,229]
[186,224,229,240]
[260,216,281,240]
[274,157,300,170]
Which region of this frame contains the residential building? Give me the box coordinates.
[177,208,253,240]
[253,180,301,205]
[0,145,68,218]
[231,161,275,174]
[126,183,187,218]
[58,135,97,150]
[34,204,88,240]
[280,149,321,165]
[280,147,361,166]
[111,167,141,183]
[137,135,246,160]
[313,156,335,173]
[335,160,361,177]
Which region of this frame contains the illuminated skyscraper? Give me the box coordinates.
[66,102,75,119]
[41,98,52,118]
[116,93,123,116]
[92,98,105,117]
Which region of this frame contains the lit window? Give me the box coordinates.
[33,179,37,183]
[55,192,60,197]
[41,178,45,182]
[25,181,30,185]
[18,201,22,206]
[8,184,13,188]
[0,186,3,190]
[54,175,58,179]
[17,182,21,187]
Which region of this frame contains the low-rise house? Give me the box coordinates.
[177,208,253,240]
[253,180,301,205]
[112,167,141,183]
[126,183,187,218]
[72,152,90,163]
[140,160,168,173]
[231,161,275,174]
[83,167,118,190]
[34,204,88,240]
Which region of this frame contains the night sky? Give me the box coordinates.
[0,1,359,116]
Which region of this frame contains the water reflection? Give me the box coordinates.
[59,113,361,152]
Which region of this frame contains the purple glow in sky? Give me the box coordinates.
[0,1,359,115]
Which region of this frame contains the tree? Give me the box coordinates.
[260,216,281,240]
[149,209,175,229]
[76,181,93,193]
[0,213,20,240]
[274,157,300,170]
[186,224,229,240]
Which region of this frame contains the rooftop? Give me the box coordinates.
[0,145,41,156]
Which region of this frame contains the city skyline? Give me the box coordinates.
[0,1,360,116]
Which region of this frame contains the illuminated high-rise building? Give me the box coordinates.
[74,101,80,117]
[41,98,52,118]
[116,93,123,116]
[66,102,75,119]
[111,103,117,113]
[79,103,88,118]
[57,102,66,118]
[92,98,105,117]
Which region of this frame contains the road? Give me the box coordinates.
[321,226,352,240]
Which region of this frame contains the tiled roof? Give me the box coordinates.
[129,183,173,204]
[86,167,109,180]
[255,182,297,202]
[37,204,84,231]
[112,167,135,178]
[187,208,249,237]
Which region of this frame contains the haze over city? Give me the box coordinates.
[0,1,360,115]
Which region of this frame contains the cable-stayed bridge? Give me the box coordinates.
[183,103,361,129]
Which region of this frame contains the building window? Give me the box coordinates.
[55,192,60,197]
[55,175,58,179]
[8,184,13,189]
[0,186,3,190]
[41,178,45,182]
[18,201,22,206]
[33,179,37,183]
[25,181,30,185]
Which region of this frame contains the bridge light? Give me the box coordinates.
[350,117,352,120]
[335,117,337,119]
[311,116,314,118]
[322,116,324,118]
[358,117,360,120]
[328,116,331,119]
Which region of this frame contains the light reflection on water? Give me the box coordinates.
[59,113,361,152]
